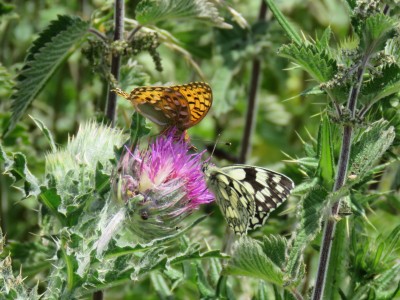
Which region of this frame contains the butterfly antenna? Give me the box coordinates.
[203,133,222,171]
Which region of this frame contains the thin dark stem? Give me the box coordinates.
[88,28,108,42]
[105,0,124,127]
[239,0,267,164]
[312,51,372,300]
[94,3,124,300]
[127,25,142,42]
[221,0,268,254]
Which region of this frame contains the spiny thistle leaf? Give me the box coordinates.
[0,143,40,198]
[5,15,89,136]
[360,64,400,105]
[135,0,232,29]
[45,122,125,205]
[286,185,329,281]
[224,237,284,286]
[0,229,40,299]
[278,44,338,83]
[348,120,395,183]
[265,0,302,45]
[30,115,57,153]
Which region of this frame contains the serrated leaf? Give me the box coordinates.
[261,235,288,269]
[317,117,334,190]
[265,0,302,45]
[224,237,284,286]
[360,65,400,106]
[135,0,231,29]
[286,185,329,281]
[1,149,40,198]
[316,27,332,51]
[362,14,397,52]
[348,120,395,183]
[279,44,337,83]
[5,15,89,136]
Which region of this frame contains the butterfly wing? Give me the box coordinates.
[205,165,256,235]
[174,82,212,129]
[221,165,294,230]
[126,86,190,127]
[116,82,211,130]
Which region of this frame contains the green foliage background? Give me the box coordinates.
[0,0,399,299]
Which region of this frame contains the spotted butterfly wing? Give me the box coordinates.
[171,82,212,128]
[204,164,294,235]
[114,82,212,131]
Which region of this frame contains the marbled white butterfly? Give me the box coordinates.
[204,164,294,235]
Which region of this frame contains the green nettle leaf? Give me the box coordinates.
[265,0,302,45]
[224,237,284,286]
[135,0,232,29]
[5,15,89,136]
[278,44,337,83]
[286,185,329,281]
[362,13,397,52]
[260,235,288,269]
[360,65,400,106]
[348,120,395,183]
[316,27,332,52]
[317,117,334,190]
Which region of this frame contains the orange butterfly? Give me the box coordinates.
[114,82,212,132]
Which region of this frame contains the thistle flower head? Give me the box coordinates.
[116,130,214,240]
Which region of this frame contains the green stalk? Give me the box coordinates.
[312,47,375,300]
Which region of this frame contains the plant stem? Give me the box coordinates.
[312,54,371,300]
[221,0,268,254]
[105,0,124,127]
[239,0,267,164]
[96,2,124,299]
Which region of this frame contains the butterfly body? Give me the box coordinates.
[115,82,212,131]
[204,164,294,235]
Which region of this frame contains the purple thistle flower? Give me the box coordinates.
[116,130,214,239]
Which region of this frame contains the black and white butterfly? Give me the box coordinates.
[204,164,294,235]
